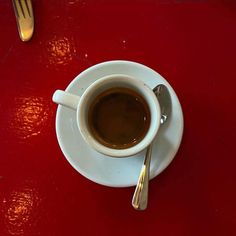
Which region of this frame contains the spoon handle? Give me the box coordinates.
[132,144,152,210]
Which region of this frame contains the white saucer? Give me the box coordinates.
[55,60,184,187]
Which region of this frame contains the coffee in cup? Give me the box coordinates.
[88,87,151,149]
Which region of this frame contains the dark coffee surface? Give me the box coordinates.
[88,87,150,149]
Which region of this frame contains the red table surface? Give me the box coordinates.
[1,1,236,235]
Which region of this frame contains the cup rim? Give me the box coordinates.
[77,74,161,157]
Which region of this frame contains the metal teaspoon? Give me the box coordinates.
[132,84,172,210]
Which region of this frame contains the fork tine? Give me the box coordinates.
[19,0,29,18]
[13,0,24,18]
[26,0,33,17]
[21,0,30,17]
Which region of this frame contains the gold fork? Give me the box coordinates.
[12,0,34,41]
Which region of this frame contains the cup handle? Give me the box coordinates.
[52,90,80,110]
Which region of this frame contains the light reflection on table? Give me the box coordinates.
[10,96,52,140]
[3,186,40,236]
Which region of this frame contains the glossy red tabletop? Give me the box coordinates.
[1,1,236,235]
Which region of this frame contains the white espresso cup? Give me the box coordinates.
[52,74,161,157]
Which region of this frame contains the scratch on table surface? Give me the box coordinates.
[0,44,15,64]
